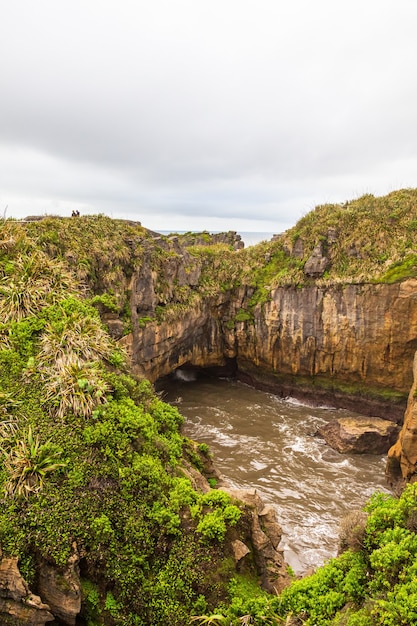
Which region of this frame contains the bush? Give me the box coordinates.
[339,510,368,553]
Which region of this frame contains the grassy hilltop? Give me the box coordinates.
[1,190,417,624]
[241,188,417,307]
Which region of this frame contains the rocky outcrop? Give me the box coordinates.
[387,352,417,484]
[0,546,81,626]
[171,230,244,250]
[125,296,230,382]
[224,488,290,594]
[0,556,54,625]
[37,547,81,626]
[180,447,290,594]
[319,416,400,454]
[304,242,329,277]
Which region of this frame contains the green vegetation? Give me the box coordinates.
[187,243,242,296]
[2,425,67,498]
[226,308,255,329]
[0,219,253,624]
[378,253,417,284]
[237,188,417,307]
[196,484,417,625]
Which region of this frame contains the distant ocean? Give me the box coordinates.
[158,231,276,247]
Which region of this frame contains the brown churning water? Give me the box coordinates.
[161,376,390,574]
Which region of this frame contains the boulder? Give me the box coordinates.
[304,242,329,277]
[319,416,400,454]
[231,540,251,562]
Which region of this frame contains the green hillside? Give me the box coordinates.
[0,220,247,624]
[242,189,417,298]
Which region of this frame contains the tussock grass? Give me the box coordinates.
[239,189,417,294]
[43,357,110,420]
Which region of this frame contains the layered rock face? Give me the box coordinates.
[0,550,81,626]
[0,556,54,625]
[125,261,417,418]
[225,488,290,594]
[233,280,417,415]
[121,237,233,381]
[127,295,230,381]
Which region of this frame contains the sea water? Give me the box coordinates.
[161,376,391,574]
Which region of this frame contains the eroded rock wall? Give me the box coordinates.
[126,263,417,417]
[234,280,417,402]
[127,296,230,381]
[387,352,417,484]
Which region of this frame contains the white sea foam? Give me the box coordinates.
[173,368,197,382]
[282,396,310,407]
[251,459,268,470]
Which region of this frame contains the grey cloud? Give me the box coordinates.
[1,0,417,231]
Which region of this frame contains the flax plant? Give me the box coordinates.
[37,311,115,419]
[0,221,27,253]
[43,357,110,420]
[3,426,66,498]
[38,315,115,367]
[0,419,19,455]
[0,252,78,322]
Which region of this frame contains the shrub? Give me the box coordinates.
[339,510,368,553]
[0,251,77,322]
[3,426,66,498]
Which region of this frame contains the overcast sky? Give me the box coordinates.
[1,1,417,235]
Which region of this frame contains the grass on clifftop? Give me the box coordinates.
[240,188,417,297]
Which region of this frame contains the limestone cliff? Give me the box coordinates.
[20,199,417,418]
[123,275,417,419]
[17,195,417,440]
[232,280,417,416]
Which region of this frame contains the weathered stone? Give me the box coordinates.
[223,488,290,593]
[291,237,304,258]
[388,352,417,484]
[37,547,81,626]
[327,227,338,244]
[304,242,329,277]
[180,462,211,494]
[103,315,125,339]
[0,557,54,625]
[231,540,250,562]
[259,506,283,549]
[319,416,400,454]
